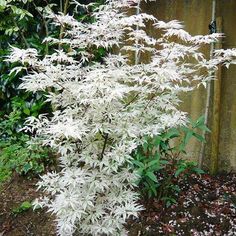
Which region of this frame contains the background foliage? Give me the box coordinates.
[0,0,104,183]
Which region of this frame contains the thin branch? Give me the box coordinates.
[60,0,63,12]
[59,0,70,49]
[124,92,140,108]
[144,93,156,110]
[33,2,49,54]
[134,0,141,65]
[63,0,70,15]
[13,20,29,48]
[40,71,71,92]
[100,133,109,159]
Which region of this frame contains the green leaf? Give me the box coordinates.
[23,108,30,115]
[136,168,144,176]
[163,128,180,140]
[160,141,168,151]
[178,142,186,153]
[197,124,211,132]
[154,136,161,146]
[146,171,158,183]
[161,197,177,207]
[184,130,193,145]
[147,159,159,168]
[194,115,205,128]
[21,201,32,210]
[160,160,169,165]
[193,133,205,142]
[23,163,32,173]
[149,183,157,197]
[181,126,190,133]
[192,167,205,175]
[132,159,145,168]
[143,141,148,153]
[174,167,185,177]
[12,201,32,214]
[146,178,157,197]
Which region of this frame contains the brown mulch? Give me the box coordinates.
[0,173,236,236]
[127,173,236,236]
[0,174,56,236]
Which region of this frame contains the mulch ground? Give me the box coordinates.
[0,173,236,236]
[0,174,56,236]
[127,173,236,236]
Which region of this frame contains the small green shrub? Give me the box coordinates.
[133,116,208,206]
[0,112,54,184]
[12,201,32,215]
[0,134,53,184]
[0,0,105,186]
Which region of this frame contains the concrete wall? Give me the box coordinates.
[142,0,236,171]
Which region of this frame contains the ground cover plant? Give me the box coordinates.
[5,0,236,236]
[0,105,54,183]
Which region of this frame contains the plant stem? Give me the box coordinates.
[63,0,70,15]
[59,0,70,49]
[13,20,29,48]
[101,133,108,159]
[33,2,49,54]
[124,92,140,108]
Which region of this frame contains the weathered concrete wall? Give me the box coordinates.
[142,0,236,171]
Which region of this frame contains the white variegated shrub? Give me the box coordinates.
[7,0,236,235]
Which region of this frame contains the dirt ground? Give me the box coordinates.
[127,173,236,236]
[0,175,56,236]
[0,173,236,236]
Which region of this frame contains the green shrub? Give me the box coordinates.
[133,116,208,207]
[0,111,54,184]
[0,133,54,184]
[0,0,105,185]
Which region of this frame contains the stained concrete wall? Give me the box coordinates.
[141,0,236,171]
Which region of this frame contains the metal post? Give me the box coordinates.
[210,16,222,175]
[135,0,141,65]
[198,0,216,169]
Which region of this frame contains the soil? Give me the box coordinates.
[127,173,236,236]
[0,174,56,236]
[0,173,236,236]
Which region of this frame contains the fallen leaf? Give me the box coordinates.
[178,217,188,223]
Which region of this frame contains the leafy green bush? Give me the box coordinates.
[0,133,54,184]
[133,116,208,207]
[0,110,54,184]
[0,0,104,184]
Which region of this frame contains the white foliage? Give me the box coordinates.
[7,0,236,236]
[6,46,38,65]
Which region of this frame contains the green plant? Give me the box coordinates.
[12,201,32,214]
[0,111,54,184]
[133,116,208,206]
[0,0,105,186]
[0,0,105,119]
[0,133,53,184]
